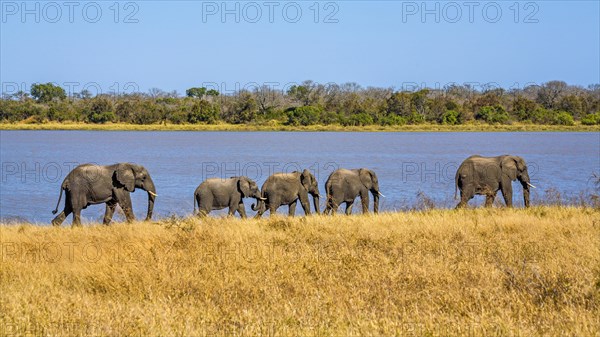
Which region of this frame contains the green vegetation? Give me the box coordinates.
[1,81,599,130]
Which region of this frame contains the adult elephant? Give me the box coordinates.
[51,163,157,227]
[194,176,264,218]
[455,155,535,208]
[323,168,382,215]
[252,169,320,217]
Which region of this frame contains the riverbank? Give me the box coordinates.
[1,122,598,132]
[1,207,598,336]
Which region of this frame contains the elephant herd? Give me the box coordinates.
[51,155,535,227]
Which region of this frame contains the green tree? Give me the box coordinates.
[206,89,220,97]
[286,106,321,126]
[188,100,219,124]
[186,87,207,99]
[85,97,115,124]
[476,105,509,124]
[558,94,584,119]
[581,112,600,125]
[441,110,461,125]
[554,111,574,126]
[386,92,412,117]
[30,83,66,103]
[511,95,537,121]
[287,85,312,106]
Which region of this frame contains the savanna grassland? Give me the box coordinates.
[1,121,599,132]
[1,207,599,336]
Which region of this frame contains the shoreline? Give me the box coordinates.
[1,122,599,132]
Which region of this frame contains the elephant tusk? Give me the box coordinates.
[148,191,158,197]
[378,191,386,197]
[526,182,536,189]
[258,197,267,200]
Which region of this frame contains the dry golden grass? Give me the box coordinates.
[1,121,599,132]
[1,207,599,336]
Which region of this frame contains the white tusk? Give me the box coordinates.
[148,191,158,197]
[526,182,536,189]
[378,191,386,197]
[259,197,267,200]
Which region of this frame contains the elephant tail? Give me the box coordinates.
[52,186,64,215]
[193,193,197,215]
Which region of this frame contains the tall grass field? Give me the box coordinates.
[1,207,598,336]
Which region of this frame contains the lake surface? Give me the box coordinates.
[0,131,598,224]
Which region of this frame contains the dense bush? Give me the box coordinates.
[1,81,598,126]
[286,106,321,126]
[441,110,461,125]
[581,112,600,125]
[476,105,509,124]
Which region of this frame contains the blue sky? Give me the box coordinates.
[1,1,599,95]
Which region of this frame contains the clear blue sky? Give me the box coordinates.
[1,1,599,95]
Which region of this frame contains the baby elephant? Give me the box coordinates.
[194,176,265,218]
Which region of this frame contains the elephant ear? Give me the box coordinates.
[238,177,251,198]
[116,163,135,192]
[300,169,311,191]
[500,156,518,181]
[359,169,374,189]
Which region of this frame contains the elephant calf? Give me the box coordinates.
[324,168,383,215]
[51,163,157,227]
[455,155,535,208]
[194,176,264,218]
[252,169,320,217]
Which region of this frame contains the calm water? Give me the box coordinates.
[0,131,598,224]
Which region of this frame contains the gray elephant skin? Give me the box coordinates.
[252,169,320,217]
[455,155,533,208]
[51,163,157,227]
[324,168,382,215]
[194,176,264,218]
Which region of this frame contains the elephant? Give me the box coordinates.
[252,169,320,217]
[51,163,157,227]
[194,176,264,218]
[323,168,383,215]
[455,155,535,208]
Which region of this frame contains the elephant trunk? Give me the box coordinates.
[372,191,380,214]
[523,186,530,208]
[251,192,265,212]
[312,193,320,214]
[144,179,157,221]
[520,172,531,208]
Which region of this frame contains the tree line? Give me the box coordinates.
[1,80,599,126]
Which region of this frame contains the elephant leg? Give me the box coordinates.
[325,196,340,215]
[345,201,354,215]
[288,201,297,217]
[269,204,279,217]
[51,207,71,227]
[72,207,83,227]
[52,193,72,226]
[237,203,247,219]
[360,191,370,214]
[197,208,209,217]
[501,183,513,207]
[323,198,332,215]
[484,192,496,208]
[115,191,135,222]
[103,200,117,225]
[298,193,311,216]
[456,187,474,209]
[51,211,66,226]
